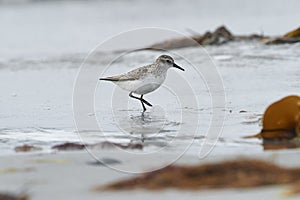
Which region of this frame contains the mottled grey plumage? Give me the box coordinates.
[99,55,184,112]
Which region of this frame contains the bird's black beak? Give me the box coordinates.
[173,63,185,71]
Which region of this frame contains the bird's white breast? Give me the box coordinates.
[115,74,166,95]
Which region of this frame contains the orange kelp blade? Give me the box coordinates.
[244,95,300,140]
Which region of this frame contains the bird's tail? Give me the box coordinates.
[99,77,134,81]
[99,77,118,81]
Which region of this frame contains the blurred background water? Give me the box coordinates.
[1,0,300,59]
[0,0,299,155]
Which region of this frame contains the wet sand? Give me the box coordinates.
[2,149,300,199]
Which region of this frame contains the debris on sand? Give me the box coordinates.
[245,95,300,140]
[90,141,143,150]
[51,142,85,150]
[149,26,235,49]
[284,27,300,38]
[96,159,300,191]
[14,144,42,152]
[51,141,143,151]
[149,26,269,50]
[265,27,300,44]
[0,167,34,175]
[0,192,28,200]
[149,25,300,49]
[244,95,300,150]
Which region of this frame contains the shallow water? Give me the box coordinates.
[1,0,300,156]
[1,41,299,155]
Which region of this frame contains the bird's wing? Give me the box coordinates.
[99,75,135,81]
[100,65,151,81]
[125,65,150,79]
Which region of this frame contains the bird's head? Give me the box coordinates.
[156,55,184,71]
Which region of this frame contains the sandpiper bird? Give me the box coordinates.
[99,55,184,112]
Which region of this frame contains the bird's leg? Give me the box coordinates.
[140,95,152,107]
[129,92,147,112]
[129,92,140,101]
[140,95,147,112]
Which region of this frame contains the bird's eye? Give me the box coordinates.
[166,60,171,63]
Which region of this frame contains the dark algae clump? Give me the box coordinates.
[97,159,300,190]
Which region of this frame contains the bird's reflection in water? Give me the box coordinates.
[114,106,180,143]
